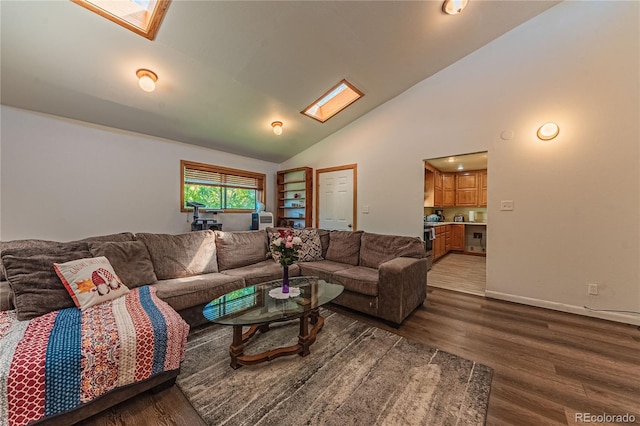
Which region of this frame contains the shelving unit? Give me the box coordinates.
[276,167,313,228]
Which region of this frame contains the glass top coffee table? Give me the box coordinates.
[203,276,344,369]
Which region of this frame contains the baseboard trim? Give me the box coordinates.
[485,290,640,326]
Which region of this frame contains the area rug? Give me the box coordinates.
[176,310,492,425]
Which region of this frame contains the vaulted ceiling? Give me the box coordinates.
[1,1,559,163]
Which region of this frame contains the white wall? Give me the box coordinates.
[281,1,640,324]
[0,106,279,240]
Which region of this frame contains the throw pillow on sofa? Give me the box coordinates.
[267,228,323,263]
[88,240,157,288]
[325,230,363,266]
[54,256,130,310]
[1,242,92,320]
[137,230,218,280]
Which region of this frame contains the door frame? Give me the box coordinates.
[315,164,358,230]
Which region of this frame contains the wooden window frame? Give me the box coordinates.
[180,160,266,213]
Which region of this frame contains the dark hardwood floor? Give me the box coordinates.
[80,287,640,426]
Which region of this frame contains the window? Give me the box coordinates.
[71,0,170,40]
[181,160,266,213]
[301,79,364,123]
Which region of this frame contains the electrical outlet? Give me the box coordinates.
[500,200,514,211]
[587,283,598,295]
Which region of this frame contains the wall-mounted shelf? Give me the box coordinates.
[276,167,312,228]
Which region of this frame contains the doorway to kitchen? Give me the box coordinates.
[423,151,487,296]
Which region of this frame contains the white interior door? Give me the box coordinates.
[317,167,355,230]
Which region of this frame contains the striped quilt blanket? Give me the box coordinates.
[0,286,189,426]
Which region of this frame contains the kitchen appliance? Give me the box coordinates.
[426,214,440,222]
[423,225,435,271]
[468,211,475,222]
[435,209,445,222]
[453,213,464,222]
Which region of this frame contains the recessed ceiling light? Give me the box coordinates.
[442,0,468,15]
[537,122,560,140]
[447,157,455,163]
[457,164,464,170]
[302,79,364,123]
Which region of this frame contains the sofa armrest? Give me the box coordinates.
[377,257,427,325]
[0,281,14,311]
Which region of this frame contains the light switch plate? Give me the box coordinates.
[500,200,514,211]
[362,205,369,214]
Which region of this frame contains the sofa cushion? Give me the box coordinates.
[152,273,245,312]
[325,230,363,266]
[54,256,129,310]
[1,242,92,320]
[215,230,269,271]
[331,266,379,296]
[359,233,426,269]
[222,260,301,286]
[137,231,218,279]
[0,232,134,282]
[88,240,157,288]
[298,260,354,283]
[0,281,14,311]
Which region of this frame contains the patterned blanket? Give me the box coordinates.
[0,286,189,426]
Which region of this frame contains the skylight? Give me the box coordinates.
[71,0,171,40]
[301,79,364,123]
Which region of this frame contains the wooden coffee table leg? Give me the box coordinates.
[229,325,244,369]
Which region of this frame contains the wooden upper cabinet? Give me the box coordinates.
[480,170,487,207]
[433,170,443,207]
[442,173,455,207]
[455,172,479,207]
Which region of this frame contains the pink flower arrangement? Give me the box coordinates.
[271,229,303,267]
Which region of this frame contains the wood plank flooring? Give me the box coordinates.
[429,253,486,296]
[80,288,640,426]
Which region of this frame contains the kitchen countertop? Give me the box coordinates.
[424,221,487,227]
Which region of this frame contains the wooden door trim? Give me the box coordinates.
[315,164,357,230]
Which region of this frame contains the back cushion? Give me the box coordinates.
[0,232,134,281]
[137,231,218,280]
[88,240,158,288]
[215,230,269,271]
[359,233,426,269]
[2,242,92,320]
[325,231,363,266]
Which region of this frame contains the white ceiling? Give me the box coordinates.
[1,1,559,163]
[426,151,488,173]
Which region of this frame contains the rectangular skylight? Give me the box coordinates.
[71,0,170,40]
[301,79,364,123]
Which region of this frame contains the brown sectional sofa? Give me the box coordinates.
[0,227,426,424]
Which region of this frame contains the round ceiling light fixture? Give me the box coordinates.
[442,0,468,15]
[271,121,283,136]
[136,69,158,92]
[537,122,560,141]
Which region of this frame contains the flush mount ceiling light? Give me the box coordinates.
[457,164,464,171]
[537,122,560,140]
[136,69,158,92]
[442,0,468,15]
[271,121,283,136]
[302,79,364,123]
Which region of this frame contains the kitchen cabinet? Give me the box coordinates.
[480,170,487,207]
[445,225,451,252]
[442,173,455,207]
[433,170,443,207]
[433,226,446,261]
[451,224,465,251]
[276,167,313,228]
[455,172,479,207]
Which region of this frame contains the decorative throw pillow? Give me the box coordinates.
[54,256,129,311]
[88,240,157,288]
[267,228,323,263]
